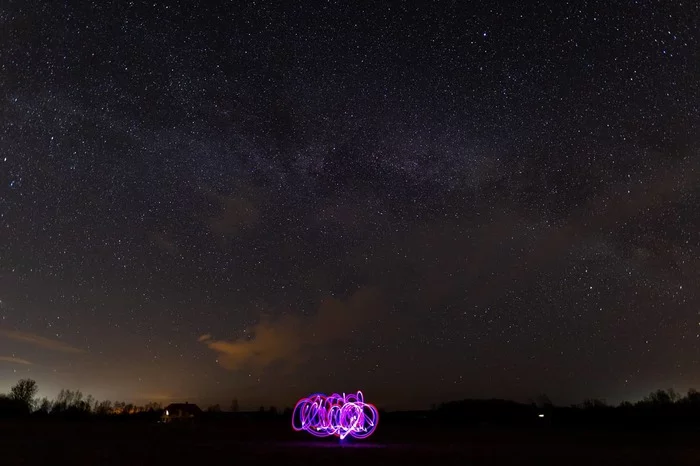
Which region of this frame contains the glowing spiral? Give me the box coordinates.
[292,391,379,440]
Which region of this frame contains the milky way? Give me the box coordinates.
[1,1,698,409]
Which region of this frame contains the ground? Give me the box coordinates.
[0,419,698,465]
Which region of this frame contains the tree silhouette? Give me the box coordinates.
[230,399,239,412]
[684,388,700,405]
[35,397,52,415]
[10,378,38,412]
[643,389,675,405]
[0,395,26,417]
[581,398,608,409]
[95,400,112,415]
[85,394,95,413]
[144,401,162,412]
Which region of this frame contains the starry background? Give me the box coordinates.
[0,1,698,410]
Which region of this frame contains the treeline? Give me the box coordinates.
[5,377,700,429]
[0,378,163,419]
[421,388,700,429]
[555,388,700,428]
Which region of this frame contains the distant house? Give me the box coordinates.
[161,402,202,423]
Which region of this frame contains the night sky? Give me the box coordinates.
[1,1,698,410]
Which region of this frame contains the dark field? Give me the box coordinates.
[1,419,699,465]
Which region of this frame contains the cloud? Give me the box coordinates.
[200,287,383,371]
[0,356,32,365]
[0,329,83,354]
[198,334,212,342]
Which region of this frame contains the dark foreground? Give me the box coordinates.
[1,419,699,465]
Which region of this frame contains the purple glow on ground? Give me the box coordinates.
[292,391,379,440]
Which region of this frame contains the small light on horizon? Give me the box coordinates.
[538,413,545,418]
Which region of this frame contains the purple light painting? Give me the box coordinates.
[292,391,379,440]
